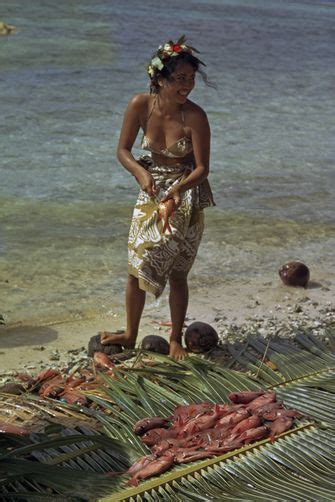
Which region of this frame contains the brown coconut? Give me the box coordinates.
[184,322,219,353]
[141,335,169,355]
[0,383,25,395]
[87,334,123,357]
[279,261,310,288]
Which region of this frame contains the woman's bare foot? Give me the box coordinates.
[99,331,133,348]
[169,341,188,361]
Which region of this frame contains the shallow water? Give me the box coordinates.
[1,0,334,325]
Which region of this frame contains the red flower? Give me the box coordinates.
[172,44,183,53]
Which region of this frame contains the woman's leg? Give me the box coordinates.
[101,274,145,348]
[168,272,188,360]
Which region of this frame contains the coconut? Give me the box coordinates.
[0,383,25,395]
[279,261,310,288]
[87,334,123,357]
[184,322,219,353]
[141,335,170,355]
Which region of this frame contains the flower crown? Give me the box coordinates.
[146,35,205,78]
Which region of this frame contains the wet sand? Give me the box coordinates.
[1,267,333,374]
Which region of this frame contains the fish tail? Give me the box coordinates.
[163,219,172,234]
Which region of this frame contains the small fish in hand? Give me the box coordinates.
[158,199,175,235]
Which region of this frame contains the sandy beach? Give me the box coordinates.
[1,266,333,375]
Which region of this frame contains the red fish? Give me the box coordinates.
[133,416,171,435]
[268,417,294,440]
[151,436,197,455]
[191,426,229,446]
[172,403,213,426]
[205,438,243,454]
[33,368,60,383]
[0,421,29,435]
[127,454,156,475]
[254,401,283,417]
[127,454,174,486]
[230,415,262,436]
[182,404,222,435]
[262,408,301,421]
[214,403,246,418]
[246,392,276,413]
[28,368,61,391]
[59,391,88,406]
[238,425,269,444]
[15,372,34,383]
[173,448,214,464]
[141,427,178,446]
[65,376,86,389]
[38,375,65,398]
[228,391,264,404]
[215,408,250,428]
[93,352,115,371]
[158,199,174,234]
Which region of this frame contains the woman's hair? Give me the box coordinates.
[146,36,214,94]
[149,52,201,94]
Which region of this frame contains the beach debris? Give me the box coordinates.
[141,335,170,355]
[279,261,310,288]
[124,391,301,485]
[184,321,219,353]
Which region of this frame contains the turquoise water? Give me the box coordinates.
[1,0,334,325]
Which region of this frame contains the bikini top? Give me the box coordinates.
[141,98,193,159]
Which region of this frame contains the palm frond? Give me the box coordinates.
[102,425,335,502]
[0,425,134,500]
[1,330,334,500]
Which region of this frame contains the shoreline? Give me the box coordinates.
[1,269,334,376]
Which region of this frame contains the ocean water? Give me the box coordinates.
[1,0,334,325]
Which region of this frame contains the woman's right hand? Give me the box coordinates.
[136,170,157,197]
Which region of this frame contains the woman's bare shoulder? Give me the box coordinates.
[127,92,151,110]
[185,99,208,123]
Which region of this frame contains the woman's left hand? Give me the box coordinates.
[161,186,182,208]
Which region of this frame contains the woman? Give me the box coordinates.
[101,36,215,360]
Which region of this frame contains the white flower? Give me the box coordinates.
[147,65,155,77]
[163,43,173,54]
[151,56,164,70]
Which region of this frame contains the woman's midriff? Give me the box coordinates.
[151,153,194,167]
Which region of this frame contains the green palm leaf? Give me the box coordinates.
[103,426,334,501]
[1,330,334,500]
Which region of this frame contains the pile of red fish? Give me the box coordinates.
[126,391,301,486]
[11,352,116,407]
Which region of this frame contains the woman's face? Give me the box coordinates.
[161,62,196,103]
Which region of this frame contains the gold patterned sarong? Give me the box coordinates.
[127,156,215,297]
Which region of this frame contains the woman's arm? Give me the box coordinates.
[117,94,157,196]
[161,106,210,206]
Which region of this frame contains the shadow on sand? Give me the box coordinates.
[0,325,58,348]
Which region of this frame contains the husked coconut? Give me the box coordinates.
[88,334,123,357]
[279,261,310,288]
[141,335,170,355]
[184,322,219,353]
